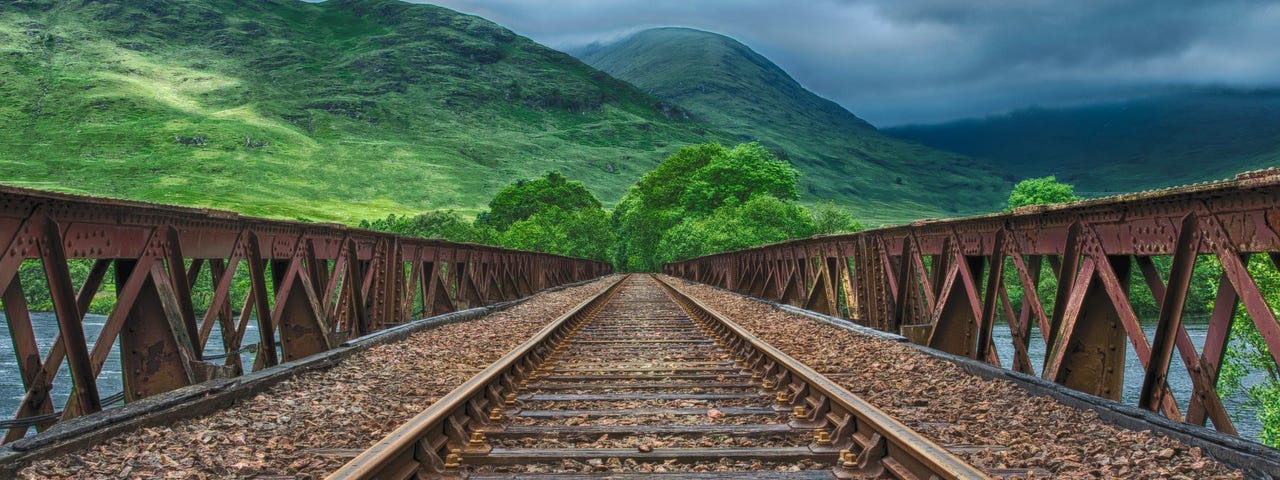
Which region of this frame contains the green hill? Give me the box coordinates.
[573,27,1010,224]
[885,88,1280,195]
[0,0,725,222]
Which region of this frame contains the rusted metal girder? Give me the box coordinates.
[0,186,610,442]
[666,169,1280,439]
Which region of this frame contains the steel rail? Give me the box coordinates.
[652,275,988,480]
[325,275,628,479]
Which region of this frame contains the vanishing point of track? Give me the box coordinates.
[327,274,990,479]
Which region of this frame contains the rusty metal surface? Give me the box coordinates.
[664,169,1280,440]
[0,186,610,440]
[328,274,993,479]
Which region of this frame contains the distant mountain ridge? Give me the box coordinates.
[573,27,1010,224]
[885,88,1280,195]
[0,0,727,221]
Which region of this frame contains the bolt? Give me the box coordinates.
[776,391,789,405]
[443,449,463,469]
[814,429,832,445]
[489,407,503,421]
[761,379,775,390]
[469,431,487,447]
[750,371,762,380]
[504,393,518,405]
[793,405,808,419]
[841,449,858,469]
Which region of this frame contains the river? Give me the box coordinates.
[0,312,260,435]
[990,320,1265,441]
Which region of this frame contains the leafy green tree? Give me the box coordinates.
[613,142,807,271]
[810,201,864,235]
[463,172,615,261]
[680,142,799,216]
[502,207,615,262]
[480,172,602,231]
[612,144,727,271]
[633,143,727,211]
[1006,176,1080,210]
[359,210,492,244]
[656,196,815,265]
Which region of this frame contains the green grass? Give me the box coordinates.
[885,88,1280,196]
[573,27,1011,225]
[0,0,727,223]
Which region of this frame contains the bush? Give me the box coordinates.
[810,201,863,235]
[1007,176,1079,210]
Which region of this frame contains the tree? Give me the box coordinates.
[810,201,864,235]
[613,142,805,271]
[471,172,615,261]
[680,142,799,216]
[480,172,601,231]
[1006,176,1079,210]
[656,196,815,265]
[502,207,614,262]
[359,210,492,244]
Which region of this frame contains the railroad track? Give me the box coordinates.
[327,274,993,479]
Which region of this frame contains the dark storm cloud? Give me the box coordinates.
[409,0,1280,125]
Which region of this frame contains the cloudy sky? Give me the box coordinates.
[412,0,1280,126]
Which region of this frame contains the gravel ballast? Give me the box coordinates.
[17,276,619,479]
[666,276,1244,479]
[471,274,832,475]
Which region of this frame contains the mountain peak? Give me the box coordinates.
[574,26,1008,223]
[577,26,872,132]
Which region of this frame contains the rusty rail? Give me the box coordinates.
[328,274,991,479]
[664,169,1280,439]
[0,185,610,441]
[652,275,988,480]
[326,274,627,478]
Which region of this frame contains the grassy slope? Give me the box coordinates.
[0,0,726,222]
[574,27,1010,225]
[885,88,1280,195]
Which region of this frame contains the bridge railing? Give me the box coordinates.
[665,169,1280,439]
[0,186,610,442]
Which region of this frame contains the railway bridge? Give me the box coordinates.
[1,172,1279,478]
